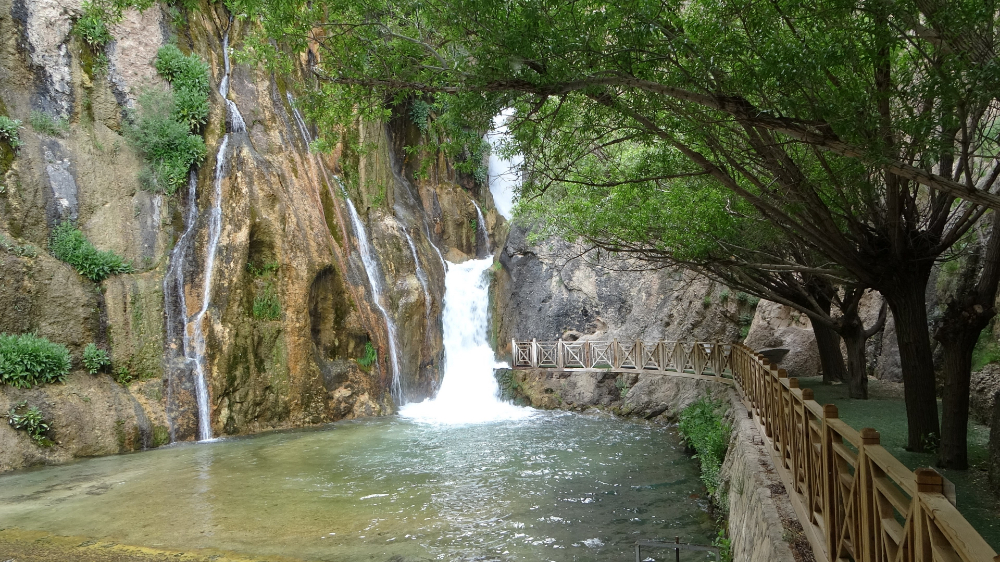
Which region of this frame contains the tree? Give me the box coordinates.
[234,0,1000,453]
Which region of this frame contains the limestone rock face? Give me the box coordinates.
[490,222,743,360]
[744,301,820,378]
[500,368,722,422]
[971,364,1000,426]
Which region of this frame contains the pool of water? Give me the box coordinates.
[0,411,716,561]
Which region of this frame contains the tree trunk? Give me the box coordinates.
[937,331,979,469]
[813,321,847,383]
[840,320,868,399]
[990,388,1000,495]
[935,213,1000,469]
[884,279,940,452]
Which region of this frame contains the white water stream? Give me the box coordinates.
[400,258,533,424]
[472,201,491,255]
[404,229,432,322]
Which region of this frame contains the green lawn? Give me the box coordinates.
[797,377,1000,551]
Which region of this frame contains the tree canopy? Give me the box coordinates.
[232,0,1000,454]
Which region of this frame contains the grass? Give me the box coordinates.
[0,333,71,389]
[972,326,1000,371]
[29,111,68,137]
[798,377,1000,550]
[251,284,281,320]
[357,341,377,369]
[50,221,133,282]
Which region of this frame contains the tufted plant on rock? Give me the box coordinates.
[49,221,134,282]
[0,333,71,389]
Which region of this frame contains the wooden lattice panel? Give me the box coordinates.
[562,342,585,368]
[590,342,613,368]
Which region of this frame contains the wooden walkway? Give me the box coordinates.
[511,339,1000,562]
[510,339,735,383]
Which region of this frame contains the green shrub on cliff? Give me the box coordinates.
[0,116,22,151]
[357,341,377,369]
[6,401,53,446]
[82,343,111,374]
[127,45,209,195]
[252,284,281,320]
[678,396,730,495]
[50,221,134,282]
[0,333,71,389]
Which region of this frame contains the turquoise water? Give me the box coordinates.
[0,411,716,561]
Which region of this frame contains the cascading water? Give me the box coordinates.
[472,201,491,255]
[164,27,245,442]
[404,229,431,321]
[285,92,405,403]
[400,258,533,424]
[342,195,404,402]
[485,109,521,220]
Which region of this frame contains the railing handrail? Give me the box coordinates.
[511,339,1000,562]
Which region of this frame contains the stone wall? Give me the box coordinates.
[717,389,812,562]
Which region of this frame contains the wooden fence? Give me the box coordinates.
[512,340,1000,562]
[510,339,734,383]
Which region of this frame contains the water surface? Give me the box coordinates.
[0,412,715,561]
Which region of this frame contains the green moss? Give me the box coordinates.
[971,325,1000,371]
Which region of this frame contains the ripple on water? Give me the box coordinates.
[0,411,717,561]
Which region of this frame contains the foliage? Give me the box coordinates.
[6,401,52,446]
[713,528,733,562]
[126,88,207,194]
[971,326,1000,371]
[0,116,22,151]
[246,259,280,277]
[73,1,113,47]
[252,284,281,320]
[154,44,211,130]
[49,221,133,282]
[82,343,111,375]
[125,45,209,195]
[614,375,628,398]
[357,341,377,368]
[0,333,71,389]
[29,111,68,137]
[114,366,134,385]
[0,232,37,258]
[678,396,731,495]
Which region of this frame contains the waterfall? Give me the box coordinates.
[165,27,244,442]
[485,110,521,220]
[404,229,431,322]
[399,258,533,425]
[472,201,491,255]
[285,93,405,404]
[342,195,404,402]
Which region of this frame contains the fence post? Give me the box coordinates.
[822,404,839,561]
[531,338,538,368]
[613,339,620,369]
[859,428,880,562]
[636,339,643,371]
[557,339,564,369]
[511,339,517,366]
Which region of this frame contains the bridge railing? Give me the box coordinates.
[512,339,999,562]
[511,339,734,381]
[728,344,999,562]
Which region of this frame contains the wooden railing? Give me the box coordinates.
[729,344,999,562]
[510,339,734,382]
[512,339,999,562]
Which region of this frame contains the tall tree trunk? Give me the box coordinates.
[884,275,940,452]
[840,320,868,399]
[813,322,847,383]
[935,213,1000,469]
[937,330,979,468]
[990,388,1000,495]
